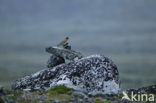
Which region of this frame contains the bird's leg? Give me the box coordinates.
[63,42,71,50]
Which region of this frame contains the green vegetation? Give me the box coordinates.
[0,97,4,103]
[46,94,71,102]
[1,86,156,103]
[73,94,80,98]
[94,98,111,103]
[5,89,22,96]
[46,85,72,95]
[16,97,39,103]
[5,95,16,100]
[45,85,72,101]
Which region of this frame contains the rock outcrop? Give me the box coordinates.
[126,85,156,94]
[12,55,121,95]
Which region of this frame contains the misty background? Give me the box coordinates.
[0,0,156,90]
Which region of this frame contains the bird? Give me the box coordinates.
[57,37,69,47]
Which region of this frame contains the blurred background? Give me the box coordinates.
[0,0,156,90]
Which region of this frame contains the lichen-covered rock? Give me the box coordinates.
[12,55,121,95]
[126,85,156,94]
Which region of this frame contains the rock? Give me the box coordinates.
[45,39,83,68]
[12,54,121,95]
[47,55,65,68]
[126,85,156,94]
[0,87,6,96]
[45,46,83,61]
[72,91,88,99]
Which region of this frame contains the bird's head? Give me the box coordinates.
[65,37,69,40]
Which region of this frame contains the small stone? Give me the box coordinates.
[47,55,65,68]
[45,46,83,61]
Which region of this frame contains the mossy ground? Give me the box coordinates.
[46,85,72,95]
[0,85,74,103]
[45,85,72,101]
[94,97,112,103]
[3,86,154,103]
[0,97,4,103]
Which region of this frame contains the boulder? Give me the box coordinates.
[12,55,121,95]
